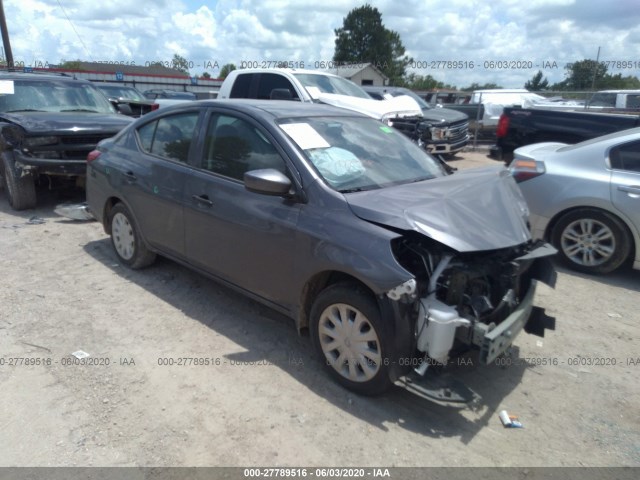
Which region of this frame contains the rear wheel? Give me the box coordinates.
[310,283,393,395]
[109,203,156,269]
[551,209,631,274]
[2,155,37,210]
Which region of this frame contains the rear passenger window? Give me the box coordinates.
[610,141,640,173]
[136,112,199,162]
[201,114,287,180]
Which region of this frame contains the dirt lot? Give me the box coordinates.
[0,148,638,468]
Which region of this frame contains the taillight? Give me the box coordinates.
[87,150,101,163]
[151,103,159,111]
[496,114,509,138]
[510,159,545,183]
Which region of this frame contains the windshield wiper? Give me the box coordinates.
[61,109,99,113]
[5,109,47,112]
[408,175,435,183]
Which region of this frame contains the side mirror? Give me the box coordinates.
[270,88,293,100]
[244,169,292,196]
[116,103,133,115]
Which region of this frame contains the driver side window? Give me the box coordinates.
[201,114,287,180]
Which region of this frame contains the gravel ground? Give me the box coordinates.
[0,147,638,468]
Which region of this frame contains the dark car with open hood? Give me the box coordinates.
[0,71,132,210]
[86,100,556,401]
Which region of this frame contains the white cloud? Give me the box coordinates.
[3,0,640,88]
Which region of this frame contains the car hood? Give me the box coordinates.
[421,106,468,123]
[0,111,133,135]
[346,166,531,252]
[317,93,423,120]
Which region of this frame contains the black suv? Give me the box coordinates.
[363,86,470,157]
[0,72,133,210]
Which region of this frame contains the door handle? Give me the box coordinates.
[192,194,214,207]
[618,185,640,195]
[123,171,137,182]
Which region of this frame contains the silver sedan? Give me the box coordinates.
[510,128,640,274]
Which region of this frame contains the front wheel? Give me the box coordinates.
[109,203,156,269]
[551,209,631,274]
[2,155,37,210]
[310,283,393,395]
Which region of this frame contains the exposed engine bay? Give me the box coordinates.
[390,233,557,384]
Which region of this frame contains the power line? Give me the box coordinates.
[56,0,93,61]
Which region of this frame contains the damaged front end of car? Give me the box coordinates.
[346,166,557,403]
[387,235,556,403]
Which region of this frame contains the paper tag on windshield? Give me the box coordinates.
[280,123,330,150]
[0,80,15,94]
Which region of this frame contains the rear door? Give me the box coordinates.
[118,109,203,258]
[183,109,301,306]
[609,139,640,237]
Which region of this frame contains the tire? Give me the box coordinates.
[551,209,631,274]
[2,155,37,210]
[108,203,156,269]
[310,283,393,395]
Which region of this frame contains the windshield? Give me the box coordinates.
[278,116,445,193]
[293,74,371,99]
[0,80,116,114]
[98,85,146,101]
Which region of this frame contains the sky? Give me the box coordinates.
[4,0,640,89]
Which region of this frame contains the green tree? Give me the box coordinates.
[59,59,83,70]
[555,59,607,90]
[602,73,640,89]
[200,71,211,79]
[461,82,502,92]
[333,4,411,85]
[402,73,454,90]
[171,54,190,74]
[525,70,549,91]
[219,63,236,79]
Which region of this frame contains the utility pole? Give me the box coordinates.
[590,46,601,92]
[0,0,13,67]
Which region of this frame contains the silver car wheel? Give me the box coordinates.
[112,212,136,261]
[560,218,615,267]
[318,303,382,383]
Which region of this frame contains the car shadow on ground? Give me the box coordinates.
[82,236,535,443]
[0,185,86,221]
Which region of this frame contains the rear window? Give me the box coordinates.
[589,93,616,107]
[610,140,640,173]
[230,74,253,98]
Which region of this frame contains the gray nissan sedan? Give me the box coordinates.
[87,100,556,399]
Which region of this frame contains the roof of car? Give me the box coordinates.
[0,71,89,82]
[229,68,342,79]
[155,99,368,120]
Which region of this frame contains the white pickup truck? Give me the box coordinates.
[217,69,466,159]
[218,68,422,119]
[586,90,640,110]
